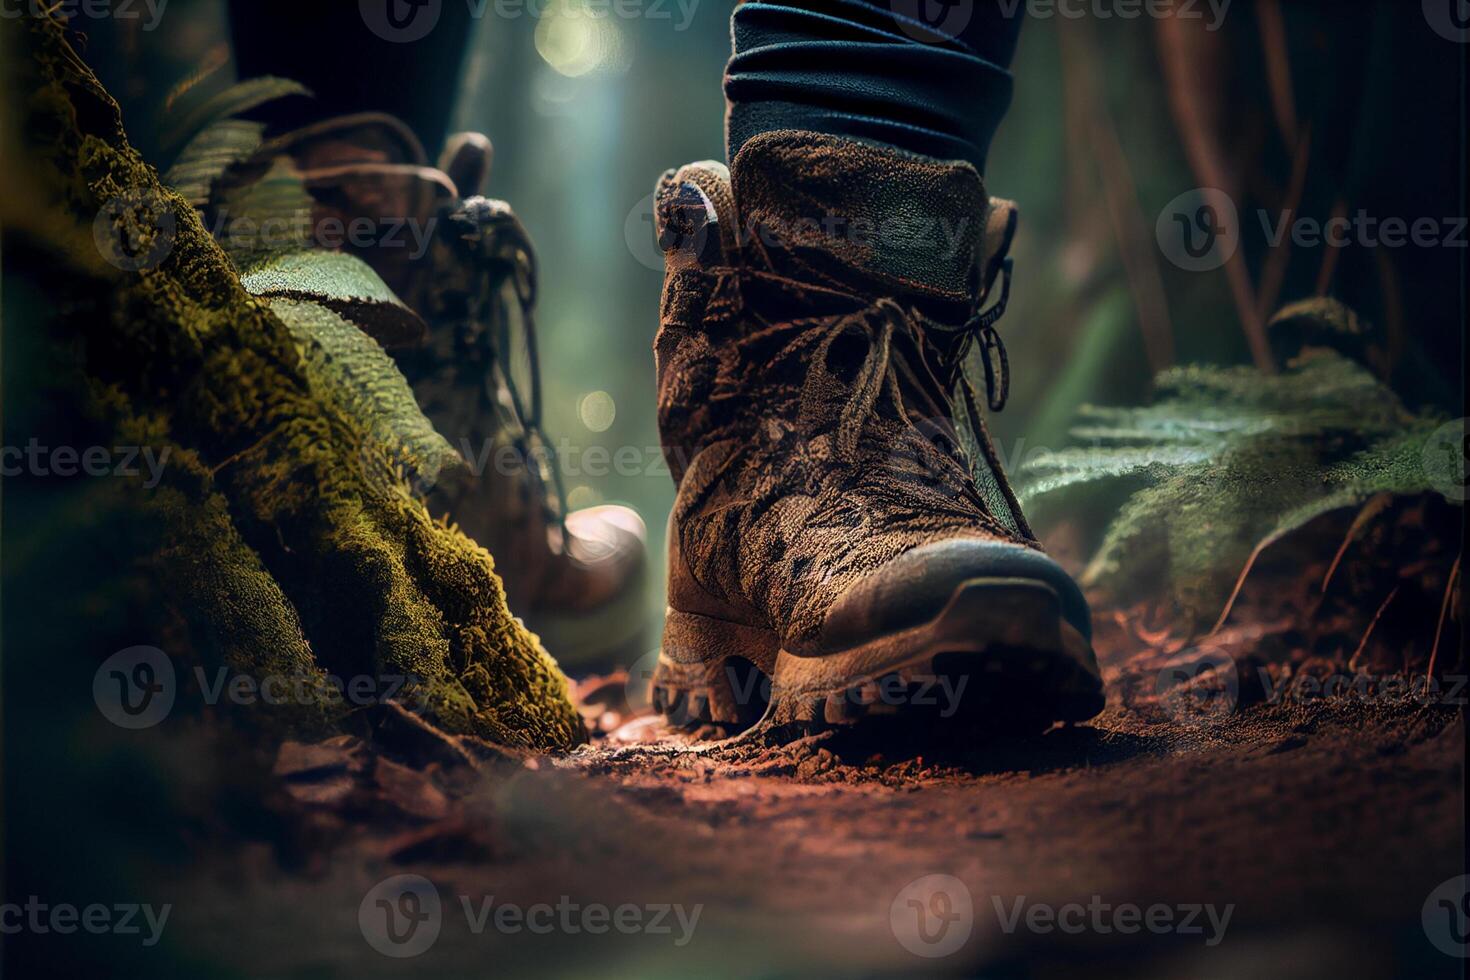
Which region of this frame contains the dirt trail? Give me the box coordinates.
[158,617,1466,979]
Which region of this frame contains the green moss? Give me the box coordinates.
[13,16,584,749]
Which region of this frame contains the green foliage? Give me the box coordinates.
[165,116,268,207]
[167,79,455,497]
[1019,351,1458,628]
[162,77,310,195]
[267,296,463,496]
[164,77,313,205]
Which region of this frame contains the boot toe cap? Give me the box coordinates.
[563,504,647,577]
[817,538,1093,653]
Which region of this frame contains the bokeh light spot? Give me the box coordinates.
[578,390,617,432]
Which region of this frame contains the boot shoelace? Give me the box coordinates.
[933,257,1030,537]
[958,255,1012,413]
[777,258,1028,537]
[450,198,569,532]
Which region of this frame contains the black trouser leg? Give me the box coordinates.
[725,0,1024,174]
[228,0,474,153]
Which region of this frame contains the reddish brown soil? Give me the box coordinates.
[156,606,1466,979]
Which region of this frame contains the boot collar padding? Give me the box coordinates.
[728,130,992,306]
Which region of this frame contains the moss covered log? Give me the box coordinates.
[5,16,585,749]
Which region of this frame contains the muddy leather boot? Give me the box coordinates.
[393,179,650,668]
[650,131,1103,732]
[178,93,648,667]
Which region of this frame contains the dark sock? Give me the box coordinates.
[725,0,1023,174]
[228,0,473,154]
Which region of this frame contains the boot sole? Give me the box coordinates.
[654,577,1105,736]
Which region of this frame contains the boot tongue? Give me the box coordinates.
[729,130,988,310]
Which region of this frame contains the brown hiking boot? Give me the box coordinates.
[392,184,649,667]
[175,89,648,667]
[649,131,1103,733]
